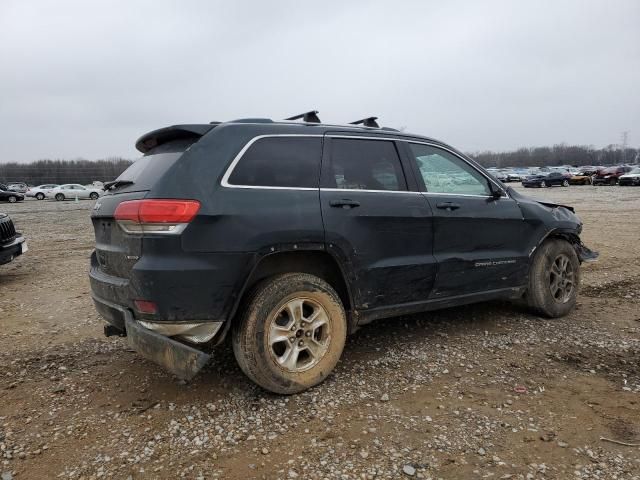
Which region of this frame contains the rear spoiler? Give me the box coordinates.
[135,124,218,153]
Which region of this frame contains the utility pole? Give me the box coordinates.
[621,131,629,164]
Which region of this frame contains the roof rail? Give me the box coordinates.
[350,117,380,128]
[285,110,321,123]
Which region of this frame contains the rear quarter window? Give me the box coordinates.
[227,137,322,188]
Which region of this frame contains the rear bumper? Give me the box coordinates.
[89,250,250,322]
[0,235,25,265]
[92,294,211,380]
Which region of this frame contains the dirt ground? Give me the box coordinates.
[1,184,639,480]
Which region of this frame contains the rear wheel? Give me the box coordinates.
[525,239,580,318]
[55,193,65,201]
[540,181,546,188]
[35,192,45,200]
[232,273,347,394]
[89,192,99,200]
[609,178,617,186]
[8,196,17,203]
[562,179,569,187]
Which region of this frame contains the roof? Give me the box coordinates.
[134,117,447,153]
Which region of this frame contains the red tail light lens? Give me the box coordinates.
[114,199,200,234]
[134,299,158,314]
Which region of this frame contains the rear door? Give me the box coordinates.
[404,142,529,298]
[320,135,436,311]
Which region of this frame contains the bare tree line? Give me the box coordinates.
[470,144,640,168]
[0,158,133,185]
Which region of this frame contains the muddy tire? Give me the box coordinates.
[232,273,347,394]
[525,239,580,318]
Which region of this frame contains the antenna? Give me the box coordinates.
[285,110,321,123]
[350,117,380,128]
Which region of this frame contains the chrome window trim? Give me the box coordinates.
[320,188,422,195]
[220,133,508,198]
[220,134,323,190]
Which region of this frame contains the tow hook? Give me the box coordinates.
[104,324,126,337]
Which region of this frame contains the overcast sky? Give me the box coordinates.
[1,0,638,162]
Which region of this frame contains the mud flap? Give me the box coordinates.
[125,315,210,381]
[574,242,599,263]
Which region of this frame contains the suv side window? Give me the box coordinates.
[329,138,407,191]
[228,137,322,188]
[409,143,491,196]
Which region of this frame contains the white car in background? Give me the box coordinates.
[26,184,60,200]
[48,184,103,201]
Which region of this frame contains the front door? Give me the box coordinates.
[320,135,437,311]
[404,142,529,299]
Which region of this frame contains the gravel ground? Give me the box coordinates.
[1,184,639,480]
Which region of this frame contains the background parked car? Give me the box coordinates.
[593,166,631,186]
[569,169,598,185]
[26,184,60,200]
[48,184,102,201]
[619,167,640,186]
[0,185,25,203]
[6,182,29,193]
[506,170,522,182]
[522,171,569,188]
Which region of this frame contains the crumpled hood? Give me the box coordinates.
[535,201,575,213]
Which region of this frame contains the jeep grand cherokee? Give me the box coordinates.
[90,113,597,394]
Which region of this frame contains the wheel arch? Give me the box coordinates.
[223,249,356,341]
[530,228,592,264]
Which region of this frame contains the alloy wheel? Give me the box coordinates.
[268,297,331,372]
[549,254,575,303]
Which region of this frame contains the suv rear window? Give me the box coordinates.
[112,139,196,193]
[328,138,407,191]
[228,137,322,188]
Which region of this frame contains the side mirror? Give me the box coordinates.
[489,185,505,200]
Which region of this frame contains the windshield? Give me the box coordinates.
[601,167,618,174]
[628,167,640,175]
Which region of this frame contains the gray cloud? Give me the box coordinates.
[1,0,638,162]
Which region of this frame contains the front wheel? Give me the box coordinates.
[8,196,17,203]
[55,193,65,201]
[232,273,347,394]
[609,178,617,186]
[89,192,99,200]
[36,192,45,200]
[525,239,580,318]
[540,181,546,188]
[562,179,569,187]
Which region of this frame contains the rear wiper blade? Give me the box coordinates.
[103,180,134,191]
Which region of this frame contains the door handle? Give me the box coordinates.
[436,202,461,211]
[330,199,361,209]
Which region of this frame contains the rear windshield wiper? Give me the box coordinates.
[103,180,134,191]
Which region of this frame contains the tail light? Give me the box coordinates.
[134,299,158,314]
[114,199,200,234]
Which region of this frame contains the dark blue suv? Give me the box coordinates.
[90,114,597,393]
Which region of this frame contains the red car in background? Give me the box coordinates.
[593,166,632,186]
